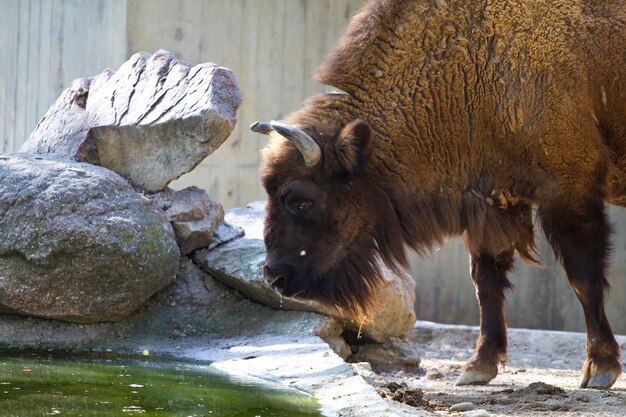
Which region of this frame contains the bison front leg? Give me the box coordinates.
[539,200,622,389]
[457,249,514,386]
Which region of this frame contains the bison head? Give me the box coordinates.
[252,116,407,319]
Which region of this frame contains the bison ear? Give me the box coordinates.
[335,120,373,175]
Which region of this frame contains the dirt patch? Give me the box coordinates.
[376,382,433,409]
[515,381,566,396]
[488,381,569,412]
[353,322,626,416]
[419,372,625,415]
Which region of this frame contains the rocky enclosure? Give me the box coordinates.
[0,50,431,417]
[5,50,417,346]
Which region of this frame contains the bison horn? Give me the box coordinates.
[250,120,321,167]
[249,121,273,135]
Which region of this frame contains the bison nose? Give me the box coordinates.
[262,263,275,278]
[263,262,293,295]
[263,263,283,285]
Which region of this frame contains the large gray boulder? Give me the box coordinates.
[21,50,241,192]
[0,154,180,323]
[194,201,417,342]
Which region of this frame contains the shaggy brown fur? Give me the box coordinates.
[259,0,626,388]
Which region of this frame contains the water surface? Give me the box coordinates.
[0,355,323,417]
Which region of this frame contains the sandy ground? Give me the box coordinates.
[354,321,626,416]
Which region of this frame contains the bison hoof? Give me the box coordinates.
[579,357,622,389]
[456,369,496,386]
[456,352,503,386]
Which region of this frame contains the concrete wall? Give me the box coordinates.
[3,0,626,334]
[0,0,128,155]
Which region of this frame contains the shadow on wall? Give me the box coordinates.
[410,205,626,335]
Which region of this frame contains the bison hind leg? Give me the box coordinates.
[539,198,621,389]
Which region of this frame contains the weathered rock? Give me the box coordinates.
[194,201,417,342]
[171,219,217,255]
[208,221,244,250]
[325,335,353,360]
[350,362,378,384]
[151,186,224,254]
[0,154,180,323]
[156,186,220,222]
[450,402,475,412]
[313,319,352,359]
[426,369,445,380]
[348,338,421,373]
[370,264,417,341]
[21,50,242,192]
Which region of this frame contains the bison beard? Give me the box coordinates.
[297,246,384,320]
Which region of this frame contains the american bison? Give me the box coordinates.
[251,0,625,389]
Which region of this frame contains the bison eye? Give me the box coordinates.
[286,198,314,216]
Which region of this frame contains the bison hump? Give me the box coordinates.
[314,0,417,95]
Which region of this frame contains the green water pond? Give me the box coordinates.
[0,355,324,417]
